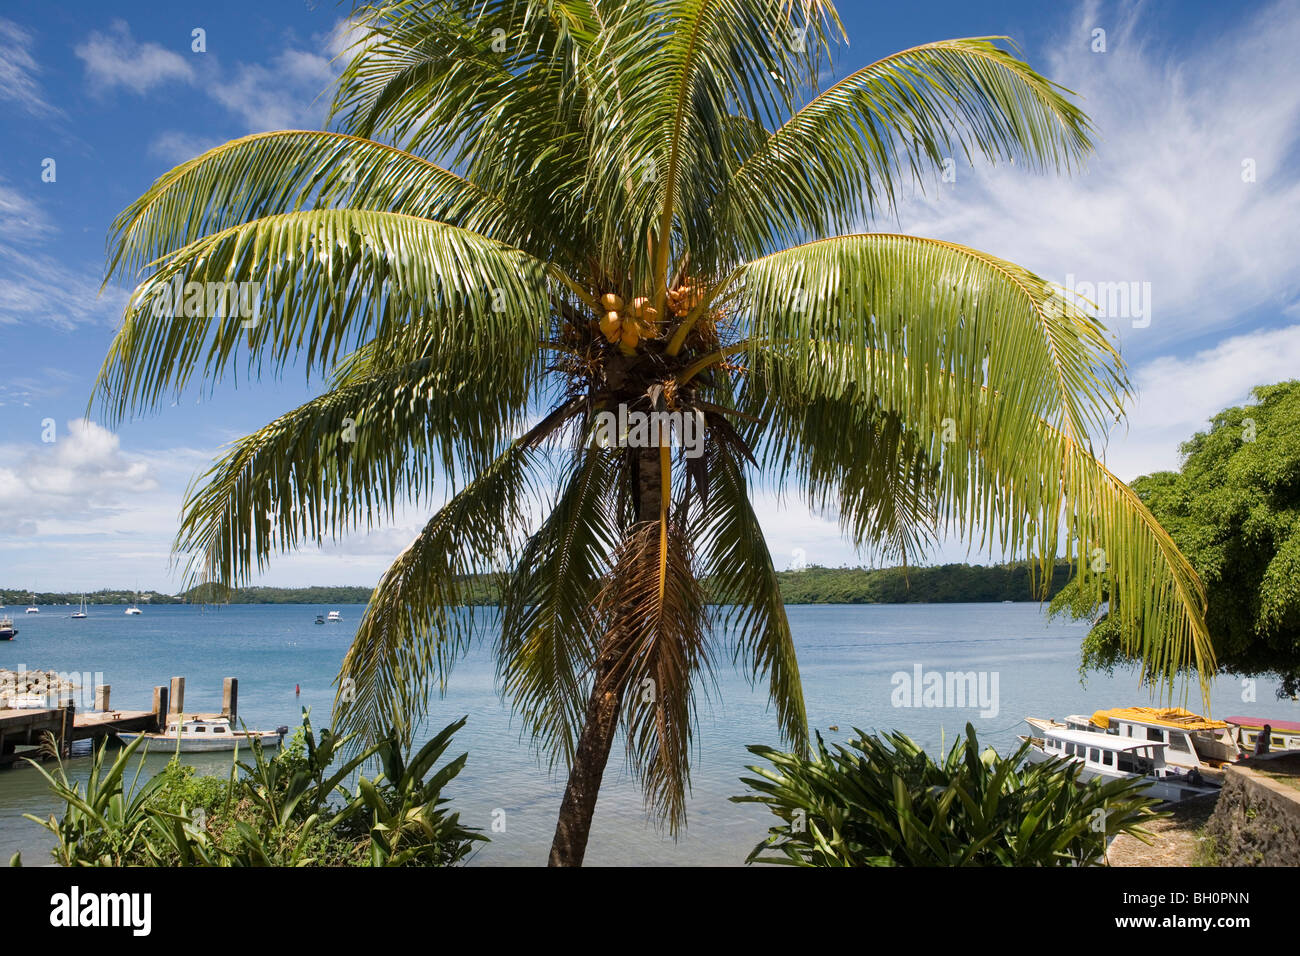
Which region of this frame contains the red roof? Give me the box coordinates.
[1225,716,1300,733]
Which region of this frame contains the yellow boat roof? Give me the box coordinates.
[1090,706,1228,731]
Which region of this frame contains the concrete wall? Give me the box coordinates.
[1204,753,1300,866]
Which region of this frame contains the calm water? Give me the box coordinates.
[0,602,1292,866]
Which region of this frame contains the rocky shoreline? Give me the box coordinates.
[0,668,78,709]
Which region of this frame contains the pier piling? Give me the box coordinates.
[222,677,238,727]
[152,685,168,730]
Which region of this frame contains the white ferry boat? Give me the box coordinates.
[118,715,287,752]
[1031,707,1243,781]
[1021,722,1220,802]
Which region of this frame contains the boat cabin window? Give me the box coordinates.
[1116,751,1153,774]
[1088,748,1100,763]
[213,726,226,733]
[193,725,205,732]
[1102,750,1115,767]
[1147,727,1164,742]
[1169,734,1190,752]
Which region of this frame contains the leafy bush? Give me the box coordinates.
[20,711,484,867]
[733,723,1160,866]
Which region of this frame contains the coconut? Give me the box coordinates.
[620,325,640,349]
[600,293,625,312]
[600,311,622,343]
[630,296,650,319]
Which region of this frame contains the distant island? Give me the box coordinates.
[3,561,1072,607]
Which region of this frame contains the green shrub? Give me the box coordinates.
[21,711,484,867]
[733,723,1161,866]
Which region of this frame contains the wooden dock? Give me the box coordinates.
[0,676,241,767]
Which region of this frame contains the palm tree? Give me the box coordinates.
[96,0,1213,867]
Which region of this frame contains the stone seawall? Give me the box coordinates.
[1204,753,1300,866]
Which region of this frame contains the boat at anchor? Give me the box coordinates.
[118,715,288,752]
[1020,720,1220,802]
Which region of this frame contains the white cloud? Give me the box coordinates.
[0,179,126,328]
[147,130,220,165]
[888,0,1300,358]
[74,19,195,95]
[0,420,158,535]
[1100,324,1300,480]
[0,17,56,116]
[0,179,53,243]
[206,48,334,131]
[0,243,127,328]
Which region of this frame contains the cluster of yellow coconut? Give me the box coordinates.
[666,283,701,316]
[597,293,660,351]
[594,284,705,352]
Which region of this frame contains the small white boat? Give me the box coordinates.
[0,617,15,641]
[71,595,87,619]
[124,605,142,615]
[25,606,38,614]
[3,693,47,709]
[118,715,287,752]
[1022,720,1220,802]
[326,610,342,622]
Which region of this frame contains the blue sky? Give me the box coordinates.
[1,0,1298,592]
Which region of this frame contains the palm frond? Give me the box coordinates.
[598,519,713,832]
[334,442,537,746]
[95,208,554,423]
[735,232,1127,447]
[104,130,558,284]
[499,448,623,768]
[744,344,1213,700]
[715,37,1095,259]
[693,440,809,754]
[175,342,533,588]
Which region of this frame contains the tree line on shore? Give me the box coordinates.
[4,562,1072,608]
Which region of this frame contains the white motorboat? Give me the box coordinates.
[326,610,342,622]
[1049,707,1242,781]
[118,715,287,752]
[1022,720,1221,802]
[2,693,47,709]
[0,617,15,641]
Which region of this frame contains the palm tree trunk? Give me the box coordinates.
[547,445,662,866]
